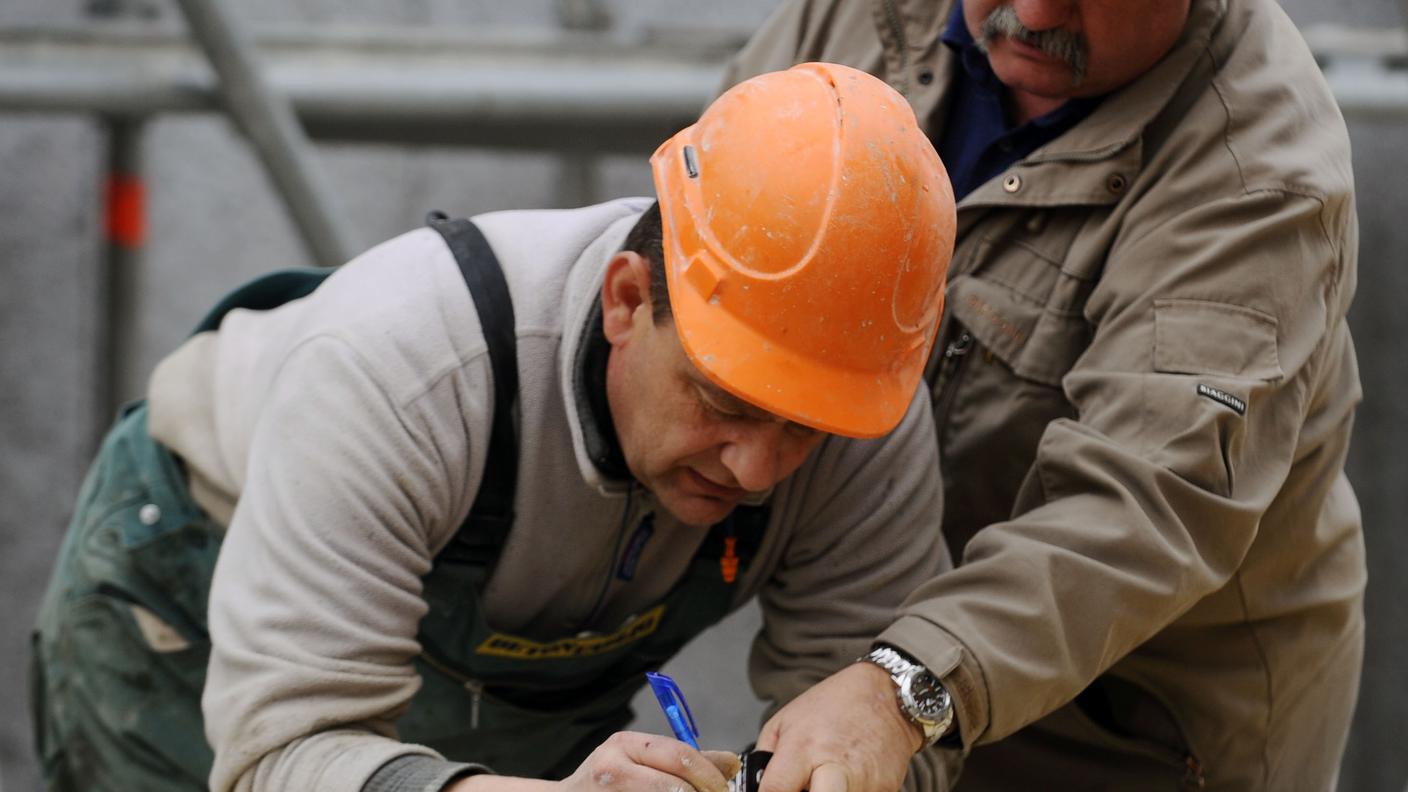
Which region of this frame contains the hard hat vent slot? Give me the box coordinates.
[682,146,700,178]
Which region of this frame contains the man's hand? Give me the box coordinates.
[449,731,740,792]
[754,662,923,792]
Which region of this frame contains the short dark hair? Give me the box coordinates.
[621,201,671,324]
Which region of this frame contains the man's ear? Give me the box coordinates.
[601,251,653,344]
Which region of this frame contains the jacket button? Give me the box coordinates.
[139,503,162,525]
[1003,174,1022,193]
[917,70,934,85]
[1107,173,1128,194]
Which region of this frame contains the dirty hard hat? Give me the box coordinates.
[651,62,956,438]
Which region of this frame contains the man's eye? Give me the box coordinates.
[696,387,742,419]
[703,397,740,419]
[785,421,820,440]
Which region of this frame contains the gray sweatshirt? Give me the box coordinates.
[148,198,949,792]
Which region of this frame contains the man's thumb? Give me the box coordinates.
[703,750,742,781]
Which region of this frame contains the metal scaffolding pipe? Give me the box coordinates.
[169,1,355,267]
[0,25,1403,137]
[0,26,723,150]
[1303,25,1408,123]
[96,117,145,442]
[1323,63,1408,123]
[3,25,1406,145]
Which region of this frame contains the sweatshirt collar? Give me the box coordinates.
[574,297,630,481]
[558,200,652,496]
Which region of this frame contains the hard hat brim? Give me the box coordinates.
[668,268,931,439]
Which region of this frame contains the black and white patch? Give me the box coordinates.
[1197,383,1246,415]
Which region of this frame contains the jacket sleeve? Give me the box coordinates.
[878,189,1352,747]
[749,387,956,789]
[203,334,487,792]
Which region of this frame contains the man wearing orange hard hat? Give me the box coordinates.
[31,63,959,792]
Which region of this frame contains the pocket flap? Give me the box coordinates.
[1153,299,1282,380]
[948,275,1091,387]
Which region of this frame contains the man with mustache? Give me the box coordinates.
[724,1,1363,791]
[30,64,962,792]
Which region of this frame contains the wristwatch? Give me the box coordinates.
[860,645,955,746]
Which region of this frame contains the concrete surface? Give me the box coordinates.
[2,1,1406,791]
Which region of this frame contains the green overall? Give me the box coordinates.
[30,217,768,791]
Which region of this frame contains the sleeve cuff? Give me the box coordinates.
[363,753,492,792]
[878,614,991,749]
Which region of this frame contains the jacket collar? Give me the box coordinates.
[951,0,1228,209]
[1027,0,1227,164]
[574,297,630,481]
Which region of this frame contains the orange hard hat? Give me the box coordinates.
[650,62,956,438]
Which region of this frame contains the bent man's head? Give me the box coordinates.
[604,63,957,526]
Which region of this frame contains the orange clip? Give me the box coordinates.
[720,536,739,583]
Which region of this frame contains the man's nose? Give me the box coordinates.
[1010,0,1073,31]
[719,424,788,493]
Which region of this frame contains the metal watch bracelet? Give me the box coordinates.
[860,645,955,746]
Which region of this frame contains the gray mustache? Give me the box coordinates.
[979,5,1089,85]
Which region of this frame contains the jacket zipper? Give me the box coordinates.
[578,485,635,632]
[932,329,974,432]
[1182,754,1206,790]
[420,647,485,729]
[880,0,911,94]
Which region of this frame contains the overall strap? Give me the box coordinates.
[426,213,520,563]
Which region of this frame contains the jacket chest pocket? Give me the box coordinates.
[931,213,1098,554]
[946,210,1098,386]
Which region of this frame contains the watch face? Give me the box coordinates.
[902,670,951,720]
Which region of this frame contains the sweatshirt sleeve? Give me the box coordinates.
[878,190,1351,748]
[749,386,954,788]
[203,334,487,792]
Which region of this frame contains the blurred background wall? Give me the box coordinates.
[2,1,1404,790]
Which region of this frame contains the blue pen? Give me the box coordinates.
[646,671,701,749]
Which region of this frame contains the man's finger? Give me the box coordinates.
[617,732,730,792]
[623,763,727,792]
[755,747,813,792]
[808,762,849,792]
[755,716,782,752]
[703,750,742,781]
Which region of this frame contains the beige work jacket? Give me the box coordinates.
[726,0,1365,789]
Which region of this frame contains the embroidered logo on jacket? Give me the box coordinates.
[1196,383,1247,415]
[965,293,1028,345]
[475,605,666,659]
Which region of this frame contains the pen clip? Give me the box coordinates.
[646,671,701,745]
